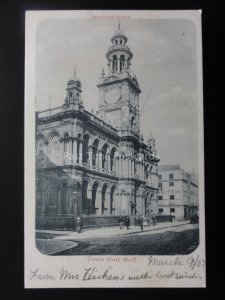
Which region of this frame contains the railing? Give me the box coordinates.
[36,215,119,230]
[82,215,119,228]
[36,216,74,230]
[38,106,63,119]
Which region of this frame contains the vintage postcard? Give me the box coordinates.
[25,10,205,288]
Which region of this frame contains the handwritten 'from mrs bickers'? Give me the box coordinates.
[29,255,205,282]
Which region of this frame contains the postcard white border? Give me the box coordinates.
[25,10,205,288]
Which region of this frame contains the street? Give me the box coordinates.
[54,224,199,256]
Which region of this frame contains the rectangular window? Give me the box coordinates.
[170,195,175,200]
[169,173,174,179]
[158,183,162,189]
[170,208,175,213]
[158,208,163,213]
[169,181,174,187]
[158,175,162,180]
[158,195,163,200]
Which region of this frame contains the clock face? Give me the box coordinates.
[105,87,121,104]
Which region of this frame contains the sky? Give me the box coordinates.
[36,18,199,173]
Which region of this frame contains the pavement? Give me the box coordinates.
[36,239,78,255]
[36,221,191,254]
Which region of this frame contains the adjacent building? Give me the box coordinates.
[35,24,160,229]
[157,165,198,221]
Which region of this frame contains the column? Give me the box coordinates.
[64,140,69,165]
[105,191,110,215]
[140,163,143,180]
[117,57,120,72]
[115,157,119,176]
[121,159,124,177]
[129,159,132,177]
[112,155,116,173]
[110,60,113,73]
[131,159,134,177]
[132,159,135,177]
[79,140,83,165]
[139,161,142,179]
[121,158,124,177]
[59,140,64,165]
[67,139,73,165]
[95,190,102,215]
[135,161,138,178]
[124,59,128,69]
[72,138,77,165]
[99,150,102,172]
[142,163,145,180]
[58,190,61,214]
[126,159,129,177]
[41,189,45,215]
[108,153,111,173]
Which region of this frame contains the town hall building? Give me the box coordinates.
[35,23,160,230]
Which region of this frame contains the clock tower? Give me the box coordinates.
[97,23,141,135]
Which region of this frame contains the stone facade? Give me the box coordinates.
[157,165,199,221]
[36,24,160,228]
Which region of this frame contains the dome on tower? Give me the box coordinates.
[111,22,128,44]
[67,68,82,89]
[147,131,156,150]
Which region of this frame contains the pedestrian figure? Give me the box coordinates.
[118,215,123,229]
[76,216,82,233]
[124,216,130,230]
[135,215,140,226]
[140,216,144,230]
[152,214,156,226]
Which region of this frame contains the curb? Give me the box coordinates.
[36,239,79,255]
[48,242,78,255]
[116,222,190,236]
[54,222,191,240]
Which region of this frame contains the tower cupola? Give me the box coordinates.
[106,22,133,75]
[147,131,156,152]
[65,68,82,105]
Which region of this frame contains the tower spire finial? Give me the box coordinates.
[118,19,120,30]
[74,65,76,76]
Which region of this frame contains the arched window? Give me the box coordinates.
[83,134,89,164]
[77,134,82,163]
[45,180,59,216]
[50,136,60,165]
[112,55,117,73]
[110,147,116,172]
[110,186,116,215]
[102,184,108,215]
[82,181,89,214]
[120,55,125,72]
[92,139,99,167]
[92,182,99,215]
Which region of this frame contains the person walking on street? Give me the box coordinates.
[152,214,156,226]
[124,216,130,230]
[118,215,123,229]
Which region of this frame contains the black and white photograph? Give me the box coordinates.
[25,10,205,288]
